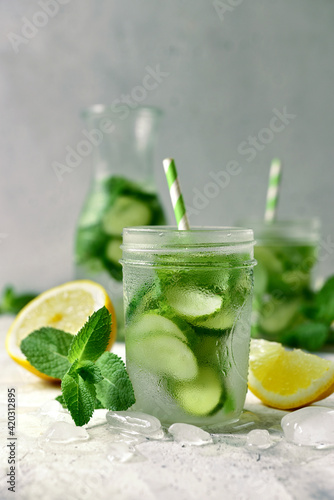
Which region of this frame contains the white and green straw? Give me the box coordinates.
[264,158,282,223]
[163,158,190,230]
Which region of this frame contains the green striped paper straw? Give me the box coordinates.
[265,158,282,223]
[163,158,190,230]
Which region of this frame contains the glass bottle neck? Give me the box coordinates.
[82,105,163,187]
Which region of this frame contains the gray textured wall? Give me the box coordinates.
[1,0,333,292]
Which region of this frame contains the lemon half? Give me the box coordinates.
[6,280,117,381]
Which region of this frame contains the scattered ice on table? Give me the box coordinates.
[246,429,273,449]
[39,400,63,416]
[106,411,164,439]
[107,442,145,463]
[37,399,73,424]
[41,422,89,443]
[38,399,66,420]
[281,406,334,449]
[168,423,213,446]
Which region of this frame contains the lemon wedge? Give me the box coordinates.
[248,339,334,410]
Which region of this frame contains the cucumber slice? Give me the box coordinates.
[102,196,152,235]
[259,298,301,335]
[255,246,283,274]
[105,237,123,264]
[194,307,235,331]
[173,366,224,416]
[281,270,310,293]
[126,312,188,342]
[165,286,222,322]
[126,313,198,381]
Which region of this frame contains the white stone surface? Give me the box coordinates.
[1,317,334,499]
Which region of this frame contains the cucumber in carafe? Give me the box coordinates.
[76,176,166,281]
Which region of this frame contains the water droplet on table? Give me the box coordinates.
[108,430,148,445]
[168,423,213,446]
[107,442,145,463]
[246,429,273,449]
[281,406,334,449]
[106,410,164,438]
[41,422,89,444]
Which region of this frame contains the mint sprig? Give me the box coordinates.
[281,322,328,352]
[0,285,37,314]
[314,276,334,326]
[21,306,135,425]
[279,275,334,351]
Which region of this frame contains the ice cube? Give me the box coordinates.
[37,399,74,425]
[85,409,108,429]
[168,423,213,446]
[39,400,64,416]
[246,429,273,449]
[281,406,334,449]
[41,422,89,443]
[106,410,162,438]
[107,442,145,463]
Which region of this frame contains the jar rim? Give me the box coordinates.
[238,218,320,244]
[81,104,163,119]
[122,226,255,247]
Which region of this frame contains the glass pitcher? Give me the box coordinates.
[74,105,167,340]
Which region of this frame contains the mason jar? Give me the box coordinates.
[248,219,320,341]
[121,226,256,428]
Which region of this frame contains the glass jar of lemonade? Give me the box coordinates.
[121,226,256,427]
[249,219,320,341]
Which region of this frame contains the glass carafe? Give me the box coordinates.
[74,105,167,340]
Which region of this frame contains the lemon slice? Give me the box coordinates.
[6,280,117,381]
[248,339,334,410]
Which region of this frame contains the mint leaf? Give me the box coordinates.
[0,286,37,315]
[55,394,67,409]
[61,366,96,426]
[315,276,334,326]
[78,361,104,384]
[281,322,328,351]
[21,327,73,378]
[94,398,104,409]
[68,307,111,364]
[95,352,135,411]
